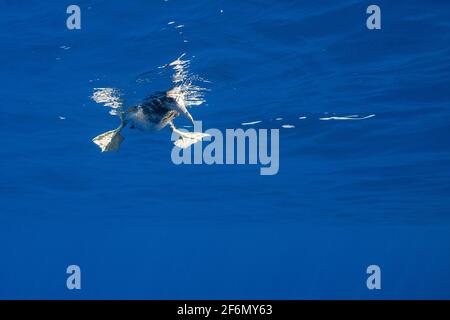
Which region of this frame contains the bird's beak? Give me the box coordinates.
[182,109,195,125]
[175,99,195,125]
[167,88,195,125]
[175,97,195,125]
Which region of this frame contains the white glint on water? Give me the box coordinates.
[319,114,375,121]
[92,88,124,115]
[241,120,262,126]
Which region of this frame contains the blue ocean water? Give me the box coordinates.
[1,0,450,299]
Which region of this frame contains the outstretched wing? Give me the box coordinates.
[92,88,124,116]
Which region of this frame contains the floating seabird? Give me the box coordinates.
[91,54,209,152]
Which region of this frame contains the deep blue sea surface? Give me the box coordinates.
[1,0,450,299]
